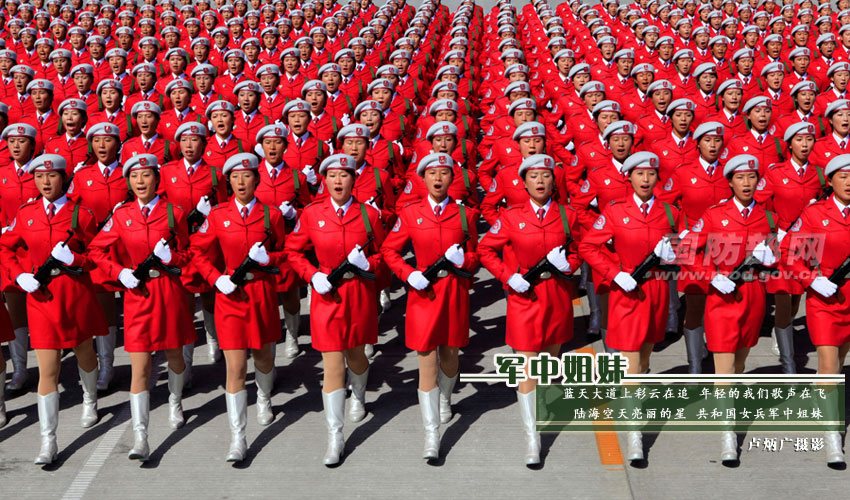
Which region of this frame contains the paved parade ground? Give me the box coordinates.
[1,256,846,500]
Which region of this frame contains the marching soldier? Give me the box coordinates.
[0,154,108,465]
[580,151,680,463]
[190,152,288,462]
[88,153,195,463]
[781,153,850,465]
[692,154,778,463]
[381,152,479,461]
[285,153,386,466]
[479,154,582,467]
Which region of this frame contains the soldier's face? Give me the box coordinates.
[321,71,341,91]
[30,88,51,110]
[795,90,816,112]
[261,137,285,165]
[748,106,771,132]
[8,137,34,164]
[12,73,30,93]
[62,109,84,135]
[282,56,299,73]
[609,134,634,161]
[629,168,658,200]
[519,136,545,156]
[424,166,453,199]
[237,89,258,112]
[304,90,325,112]
[833,70,850,91]
[342,137,368,163]
[130,168,159,202]
[431,134,457,153]
[830,170,850,204]
[358,109,381,132]
[831,109,850,135]
[194,74,214,93]
[698,135,723,162]
[287,111,309,135]
[434,110,456,123]
[790,133,815,161]
[671,110,694,135]
[35,171,65,202]
[595,111,620,133]
[73,72,93,92]
[729,171,758,205]
[523,169,554,205]
[170,88,191,109]
[325,169,355,204]
[719,88,743,113]
[92,135,120,163]
[209,110,234,135]
[135,111,158,135]
[651,89,672,112]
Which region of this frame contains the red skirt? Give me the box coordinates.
[309,276,378,352]
[0,301,13,342]
[705,280,766,353]
[123,276,196,352]
[215,275,281,350]
[506,277,574,352]
[805,280,850,346]
[89,245,124,292]
[273,261,305,293]
[607,277,668,351]
[28,275,108,349]
[765,260,805,295]
[404,275,471,351]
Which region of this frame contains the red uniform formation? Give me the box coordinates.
[0,0,848,469]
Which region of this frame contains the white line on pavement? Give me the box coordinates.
[60,403,131,500]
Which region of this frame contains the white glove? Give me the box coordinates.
[215,275,237,295]
[365,198,381,215]
[653,237,676,263]
[752,240,776,266]
[507,273,530,293]
[302,164,318,185]
[710,273,736,294]
[776,228,787,243]
[196,196,212,217]
[546,246,570,272]
[808,198,817,206]
[311,272,333,294]
[153,238,172,264]
[407,270,430,290]
[347,244,370,271]
[15,273,40,293]
[74,161,86,173]
[810,276,838,298]
[248,241,270,265]
[118,268,140,289]
[444,243,465,267]
[613,271,637,292]
[50,241,74,266]
[589,197,598,208]
[1,226,7,234]
[278,200,297,219]
[112,201,124,213]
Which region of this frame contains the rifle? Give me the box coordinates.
[326,234,376,303]
[629,247,680,300]
[420,233,473,300]
[186,185,219,232]
[521,240,574,302]
[131,231,182,298]
[230,231,281,287]
[726,251,772,302]
[32,229,82,301]
[826,255,850,302]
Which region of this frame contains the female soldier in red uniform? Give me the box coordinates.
[67,122,129,390]
[755,122,827,374]
[159,122,229,380]
[0,123,40,392]
[580,151,681,463]
[381,152,479,461]
[479,154,582,467]
[658,122,731,373]
[89,153,195,462]
[0,154,107,465]
[692,154,778,463]
[254,123,312,359]
[190,152,287,463]
[781,153,850,465]
[285,153,386,466]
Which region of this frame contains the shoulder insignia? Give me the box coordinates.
[593,214,606,230]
